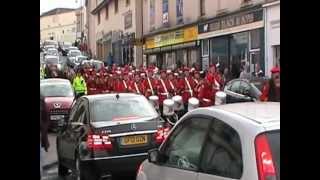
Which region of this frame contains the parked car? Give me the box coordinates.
[57,93,169,180]
[40,78,75,132]
[67,50,82,67]
[137,102,280,180]
[224,79,262,104]
[61,42,72,56]
[43,45,56,56]
[46,48,59,56]
[44,55,62,78]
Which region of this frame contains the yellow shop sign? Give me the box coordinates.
[145,26,198,49]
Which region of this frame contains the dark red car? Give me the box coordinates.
[40,78,75,132]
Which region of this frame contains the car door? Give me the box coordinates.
[59,99,84,165]
[144,117,211,180]
[64,102,86,163]
[58,99,81,161]
[197,118,243,180]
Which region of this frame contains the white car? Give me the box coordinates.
[67,50,81,58]
[46,48,59,56]
[137,102,280,180]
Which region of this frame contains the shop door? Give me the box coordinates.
[230,32,249,79]
[210,36,228,74]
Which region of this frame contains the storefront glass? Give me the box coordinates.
[210,36,229,73]
[230,31,249,79]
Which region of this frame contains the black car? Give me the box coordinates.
[56,93,169,180]
[224,79,262,104]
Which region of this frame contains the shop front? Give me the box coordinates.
[263,0,280,77]
[198,6,265,78]
[144,26,200,70]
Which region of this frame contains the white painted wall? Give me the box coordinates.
[264,1,280,77]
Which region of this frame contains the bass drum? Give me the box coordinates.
[163,99,174,116]
[149,95,159,110]
[215,91,227,105]
[188,97,199,112]
[172,95,184,111]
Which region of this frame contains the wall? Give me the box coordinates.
[40,11,77,43]
[87,0,97,56]
[264,1,280,77]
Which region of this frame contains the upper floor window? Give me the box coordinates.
[200,0,205,16]
[126,0,130,6]
[97,11,101,25]
[115,0,119,14]
[105,4,109,19]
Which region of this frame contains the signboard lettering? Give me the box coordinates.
[199,9,262,34]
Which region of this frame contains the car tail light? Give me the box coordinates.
[255,133,277,180]
[154,127,170,144]
[87,130,113,151]
[137,163,144,175]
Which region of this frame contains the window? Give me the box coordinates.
[161,118,211,171]
[229,80,241,93]
[202,39,209,57]
[200,0,205,16]
[126,0,130,6]
[114,0,118,13]
[105,5,109,19]
[97,11,101,24]
[274,45,280,67]
[239,81,251,96]
[200,119,243,179]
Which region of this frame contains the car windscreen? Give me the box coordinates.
[46,58,59,64]
[266,130,280,178]
[70,51,81,57]
[92,62,103,70]
[77,57,87,62]
[48,50,57,54]
[91,97,158,122]
[40,83,74,97]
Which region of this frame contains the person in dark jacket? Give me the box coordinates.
[260,67,280,102]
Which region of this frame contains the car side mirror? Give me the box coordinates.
[148,149,161,163]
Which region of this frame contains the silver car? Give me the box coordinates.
[137,102,280,180]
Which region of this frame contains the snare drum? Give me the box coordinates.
[149,95,159,110]
[172,95,184,111]
[188,97,199,111]
[163,99,174,116]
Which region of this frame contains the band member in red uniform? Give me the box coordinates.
[128,73,145,95]
[144,69,158,98]
[260,67,280,102]
[167,70,177,97]
[198,77,214,107]
[86,71,97,95]
[181,68,195,107]
[95,73,105,94]
[157,70,170,106]
[192,71,202,98]
[112,71,128,93]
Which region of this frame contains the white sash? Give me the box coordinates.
[169,80,175,91]
[123,80,128,89]
[160,79,169,98]
[147,77,154,95]
[185,77,193,97]
[134,82,140,94]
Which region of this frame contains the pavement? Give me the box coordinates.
[42,133,58,169]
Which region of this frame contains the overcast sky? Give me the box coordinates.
[40,0,82,15]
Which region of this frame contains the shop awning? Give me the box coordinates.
[144,41,197,55]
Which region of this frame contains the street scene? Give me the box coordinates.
[40,0,280,180]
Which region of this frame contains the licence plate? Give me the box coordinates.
[121,135,148,145]
[50,115,64,120]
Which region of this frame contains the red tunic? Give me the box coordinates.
[113,79,128,93]
[181,77,196,104]
[198,82,214,107]
[156,78,171,105]
[143,77,158,98]
[128,81,145,95]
